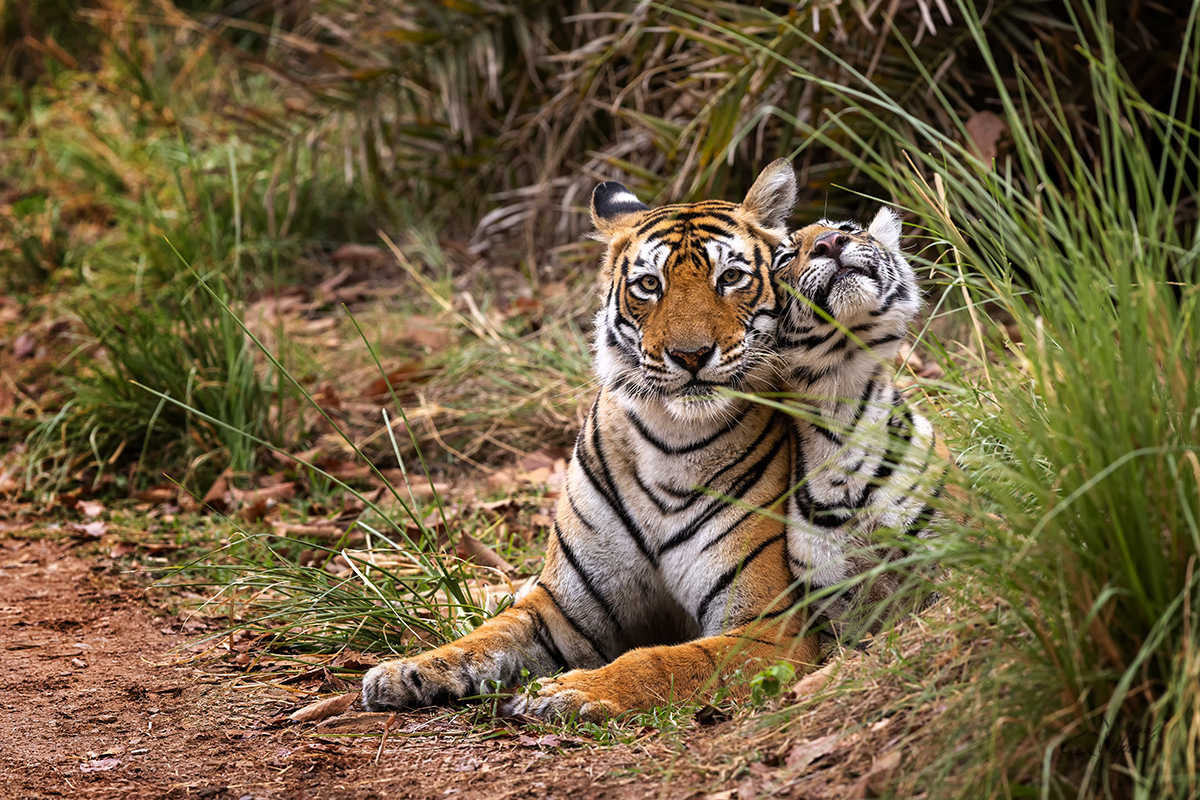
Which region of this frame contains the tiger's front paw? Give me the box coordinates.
[499,671,624,723]
[362,656,471,712]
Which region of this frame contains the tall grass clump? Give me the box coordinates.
[704,0,1200,795]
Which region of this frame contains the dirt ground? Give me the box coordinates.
[0,535,780,800]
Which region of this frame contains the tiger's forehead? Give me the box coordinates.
[629,200,747,240]
[614,200,765,270]
[789,220,867,251]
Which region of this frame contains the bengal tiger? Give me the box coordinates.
[361,161,946,719]
[363,160,818,720]
[771,212,950,632]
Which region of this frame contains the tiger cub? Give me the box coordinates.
[362,160,819,720]
[770,211,950,632]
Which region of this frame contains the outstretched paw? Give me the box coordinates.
[499,671,624,723]
[362,656,472,712]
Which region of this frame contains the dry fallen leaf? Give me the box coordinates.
[401,315,455,352]
[288,692,359,724]
[68,521,107,539]
[966,110,1007,165]
[788,661,838,698]
[456,532,517,576]
[694,704,732,726]
[202,468,233,513]
[847,750,903,799]
[134,485,176,503]
[13,332,36,360]
[784,733,839,773]
[78,499,104,518]
[364,361,434,400]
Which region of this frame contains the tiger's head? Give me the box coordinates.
[771,209,920,350]
[589,160,797,421]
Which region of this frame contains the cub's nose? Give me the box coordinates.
[812,230,849,261]
[665,344,716,375]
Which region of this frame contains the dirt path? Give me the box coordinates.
[0,537,733,800]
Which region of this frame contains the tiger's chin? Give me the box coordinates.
[662,391,741,423]
[827,274,884,323]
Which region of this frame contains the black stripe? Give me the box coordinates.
[631,467,678,515]
[813,411,843,446]
[789,364,823,385]
[538,583,607,660]
[784,328,836,349]
[692,643,719,672]
[578,402,658,566]
[899,432,940,499]
[866,333,903,349]
[659,423,787,555]
[899,500,939,539]
[695,533,785,627]
[626,409,734,455]
[692,223,738,239]
[698,506,759,553]
[849,370,881,431]
[552,522,623,632]
[529,609,570,672]
[859,410,917,508]
[823,335,850,355]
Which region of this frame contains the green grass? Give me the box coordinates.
[5,3,1199,797]
[692,1,1200,796]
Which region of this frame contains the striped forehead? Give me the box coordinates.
[626,202,751,272]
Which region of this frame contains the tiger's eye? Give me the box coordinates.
[719,268,743,286]
[636,275,660,293]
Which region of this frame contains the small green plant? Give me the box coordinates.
[748,662,796,706]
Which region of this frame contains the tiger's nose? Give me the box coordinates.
[665,345,716,375]
[812,231,849,260]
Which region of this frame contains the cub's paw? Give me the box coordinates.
[362,656,472,712]
[500,671,624,723]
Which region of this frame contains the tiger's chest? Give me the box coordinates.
[567,391,792,609]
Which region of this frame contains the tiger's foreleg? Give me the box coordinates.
[361,580,611,712]
[501,611,819,722]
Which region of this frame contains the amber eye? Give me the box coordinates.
[718,268,744,286]
[635,275,660,293]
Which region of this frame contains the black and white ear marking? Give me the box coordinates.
[867,207,902,252]
[591,181,650,225]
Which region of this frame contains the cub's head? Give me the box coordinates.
[590,160,797,420]
[772,208,920,341]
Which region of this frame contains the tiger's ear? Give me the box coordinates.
[741,159,796,233]
[867,207,902,251]
[591,181,650,239]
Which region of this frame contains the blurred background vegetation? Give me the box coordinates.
[1,1,1198,798]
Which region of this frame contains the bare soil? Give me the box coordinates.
[0,536,746,800]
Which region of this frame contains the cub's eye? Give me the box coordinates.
[635,275,660,293]
[718,268,744,287]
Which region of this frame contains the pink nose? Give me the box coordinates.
[665,345,715,375]
[812,231,849,260]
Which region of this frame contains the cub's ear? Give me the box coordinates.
[867,207,903,251]
[741,159,796,233]
[591,181,650,238]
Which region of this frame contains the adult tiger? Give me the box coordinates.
[361,163,949,719]
[771,212,950,633]
[363,160,821,721]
